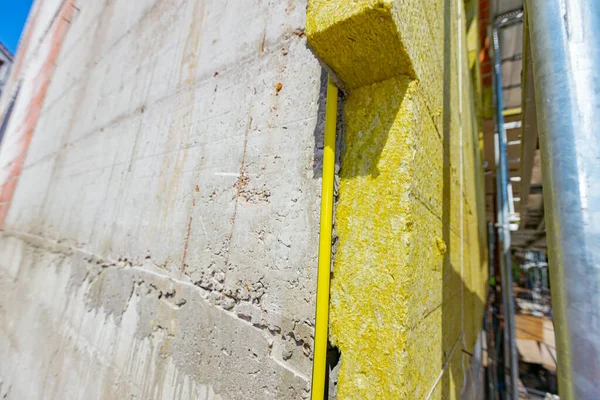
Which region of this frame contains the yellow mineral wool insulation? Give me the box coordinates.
[306,0,414,90]
[306,0,488,398]
[328,76,448,399]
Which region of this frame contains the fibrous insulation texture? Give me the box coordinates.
[307,0,488,398]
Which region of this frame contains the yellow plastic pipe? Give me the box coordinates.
[311,76,338,400]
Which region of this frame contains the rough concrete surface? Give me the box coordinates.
[0,0,326,398]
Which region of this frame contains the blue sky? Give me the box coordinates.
[0,0,34,55]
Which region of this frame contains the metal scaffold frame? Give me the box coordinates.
[491,10,520,398]
[525,0,600,398]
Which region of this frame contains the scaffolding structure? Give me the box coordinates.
[487,0,600,398]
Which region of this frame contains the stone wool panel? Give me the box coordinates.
[329,76,447,399]
[307,0,414,89]
[307,0,487,398]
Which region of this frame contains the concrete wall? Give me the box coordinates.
[307,0,488,398]
[0,0,327,398]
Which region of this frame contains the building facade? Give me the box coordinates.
[0,0,487,399]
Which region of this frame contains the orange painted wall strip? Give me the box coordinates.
[0,1,75,228]
[4,1,41,91]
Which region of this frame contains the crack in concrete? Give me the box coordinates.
[3,230,313,363]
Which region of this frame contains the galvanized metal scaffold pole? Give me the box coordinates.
[526,1,600,398]
[491,12,520,399]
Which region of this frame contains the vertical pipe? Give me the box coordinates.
[526,1,600,397]
[311,77,338,400]
[487,222,500,400]
[491,26,518,400]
